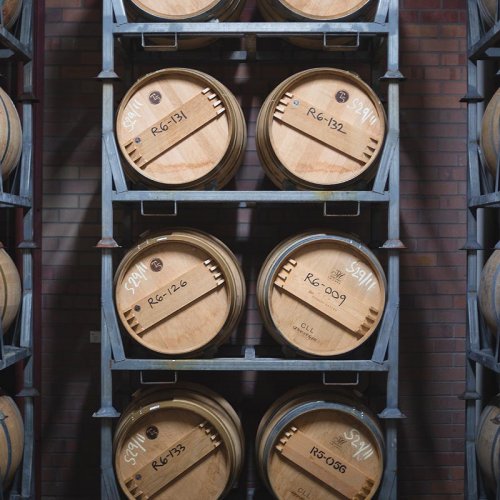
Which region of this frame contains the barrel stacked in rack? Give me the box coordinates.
[256,385,384,499]
[0,247,21,335]
[257,231,386,357]
[256,68,386,190]
[126,0,245,49]
[480,88,500,179]
[1,0,23,30]
[478,250,500,336]
[0,392,24,491]
[0,87,23,182]
[114,229,246,356]
[257,0,376,49]
[476,394,500,495]
[113,383,244,499]
[116,69,246,190]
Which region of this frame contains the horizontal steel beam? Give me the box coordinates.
[468,349,500,372]
[469,191,500,207]
[113,21,389,37]
[112,358,391,371]
[113,190,390,203]
[0,346,31,370]
[0,192,32,207]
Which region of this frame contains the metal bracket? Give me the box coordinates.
[323,201,360,217]
[323,32,360,51]
[322,371,360,386]
[141,32,178,51]
[140,370,178,385]
[140,200,178,217]
[380,70,406,81]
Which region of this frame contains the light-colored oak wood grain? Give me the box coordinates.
[114,383,244,500]
[256,68,386,190]
[0,393,24,491]
[114,229,246,356]
[0,87,22,181]
[256,386,384,500]
[481,88,500,178]
[1,0,23,29]
[476,394,500,493]
[257,231,386,357]
[0,248,21,335]
[478,250,500,335]
[116,69,246,189]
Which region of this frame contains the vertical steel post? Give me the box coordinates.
[98,1,121,498]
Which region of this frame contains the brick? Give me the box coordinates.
[420,10,461,22]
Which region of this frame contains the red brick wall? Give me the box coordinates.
[42,0,467,498]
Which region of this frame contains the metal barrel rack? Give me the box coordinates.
[0,0,37,497]
[99,0,402,497]
[465,0,500,497]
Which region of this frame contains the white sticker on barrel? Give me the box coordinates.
[343,428,375,461]
[347,97,378,126]
[123,433,147,466]
[124,262,149,295]
[122,98,144,133]
[345,261,377,291]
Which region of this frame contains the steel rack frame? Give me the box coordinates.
[465,0,500,498]
[98,0,403,497]
[0,0,37,498]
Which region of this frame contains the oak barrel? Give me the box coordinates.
[0,87,22,181]
[481,88,500,178]
[1,0,23,30]
[114,228,246,356]
[0,248,21,335]
[256,68,386,190]
[476,394,500,493]
[0,392,24,491]
[257,0,375,50]
[126,0,245,50]
[128,0,245,51]
[256,385,385,499]
[257,231,386,357]
[478,0,498,27]
[113,383,244,499]
[478,250,500,335]
[116,68,246,190]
